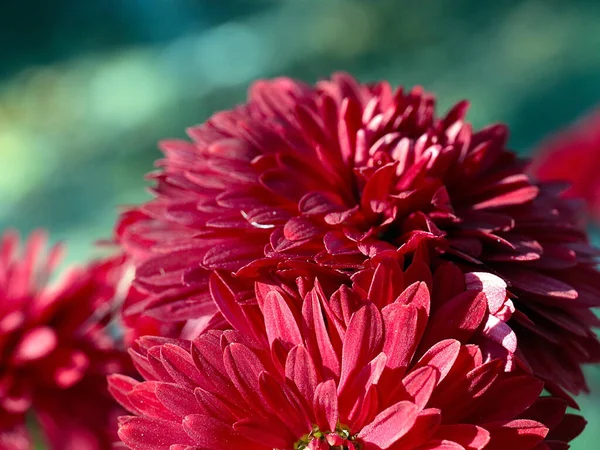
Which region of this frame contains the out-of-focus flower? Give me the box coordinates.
[116,72,600,396]
[531,108,600,223]
[0,230,131,450]
[110,259,584,450]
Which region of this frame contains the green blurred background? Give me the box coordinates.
[1,0,599,448]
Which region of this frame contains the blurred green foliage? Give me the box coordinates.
[1,1,600,448]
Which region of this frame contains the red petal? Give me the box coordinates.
[233,417,292,448]
[223,343,265,411]
[313,380,339,432]
[155,383,200,419]
[339,304,383,392]
[127,382,178,420]
[434,424,490,450]
[472,185,539,210]
[285,345,318,404]
[484,419,548,450]
[302,288,340,377]
[546,414,587,443]
[421,292,487,350]
[414,340,461,383]
[118,417,194,450]
[161,344,204,389]
[501,269,577,301]
[468,376,543,423]
[382,304,419,370]
[108,375,139,414]
[203,239,266,271]
[358,401,419,449]
[402,366,439,409]
[263,290,302,348]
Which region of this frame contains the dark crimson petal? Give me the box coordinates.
[483,419,548,450]
[433,424,490,450]
[502,269,578,301]
[420,291,487,350]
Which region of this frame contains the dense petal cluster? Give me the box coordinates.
[117,73,600,395]
[0,231,131,450]
[111,259,584,450]
[209,255,519,371]
[531,108,600,223]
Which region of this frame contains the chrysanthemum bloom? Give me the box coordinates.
[110,259,584,450]
[117,73,600,396]
[0,230,132,450]
[531,108,600,224]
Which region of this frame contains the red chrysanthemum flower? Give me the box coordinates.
[110,259,584,450]
[531,108,600,223]
[117,73,600,396]
[0,230,131,450]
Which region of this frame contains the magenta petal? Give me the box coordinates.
[302,288,340,377]
[402,366,439,410]
[381,304,419,370]
[108,374,140,414]
[127,381,178,420]
[472,185,539,210]
[155,383,200,419]
[223,343,265,410]
[339,304,383,392]
[285,345,318,404]
[161,344,204,389]
[414,340,461,383]
[358,401,418,449]
[501,269,577,301]
[422,292,487,349]
[11,326,57,364]
[233,417,292,448]
[262,290,303,348]
[118,417,194,450]
[313,379,339,432]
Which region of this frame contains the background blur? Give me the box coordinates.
[1,0,599,447]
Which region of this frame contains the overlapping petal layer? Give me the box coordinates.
[111,258,583,450]
[117,73,600,395]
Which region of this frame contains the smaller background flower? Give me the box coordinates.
[0,230,133,450]
[531,108,600,224]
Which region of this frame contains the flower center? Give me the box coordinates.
[294,425,361,450]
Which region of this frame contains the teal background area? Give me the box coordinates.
[0,1,599,448]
